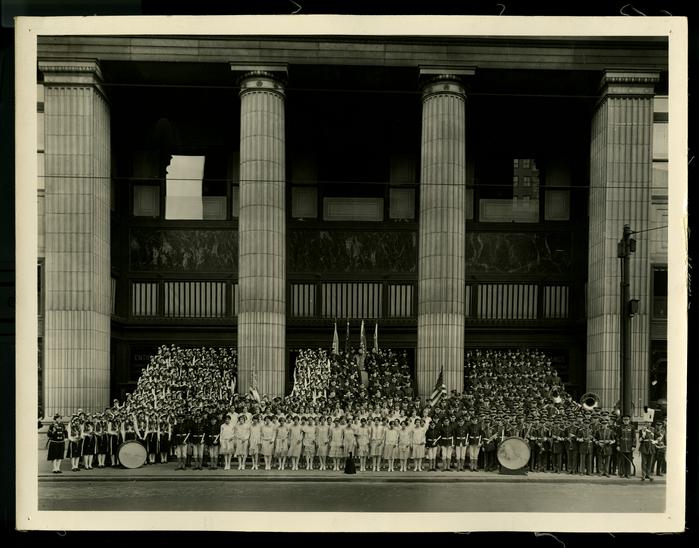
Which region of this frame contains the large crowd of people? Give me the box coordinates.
[44,345,666,479]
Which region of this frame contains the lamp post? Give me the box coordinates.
[617,225,637,418]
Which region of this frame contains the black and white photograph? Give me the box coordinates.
[14,14,687,532]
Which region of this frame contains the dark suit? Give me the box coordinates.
[576,425,594,475]
[639,428,657,479]
[595,425,616,476]
[616,424,636,477]
[564,426,578,474]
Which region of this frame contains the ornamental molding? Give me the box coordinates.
[419,67,473,100]
[421,77,467,101]
[38,59,103,80]
[599,70,660,95]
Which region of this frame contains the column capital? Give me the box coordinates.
[599,69,660,97]
[231,64,288,97]
[419,66,474,100]
[38,59,103,85]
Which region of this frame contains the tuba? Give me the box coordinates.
[580,392,600,412]
[549,387,563,405]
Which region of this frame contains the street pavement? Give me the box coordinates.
[37,449,665,513]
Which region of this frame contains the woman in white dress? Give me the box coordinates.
[274,417,290,470]
[316,416,331,471]
[248,415,262,470]
[328,418,345,471]
[260,416,276,470]
[233,415,251,470]
[301,417,317,470]
[219,415,235,470]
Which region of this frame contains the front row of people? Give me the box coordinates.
[175,414,434,472]
[46,411,666,479]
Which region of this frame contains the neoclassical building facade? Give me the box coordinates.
[35,35,669,418]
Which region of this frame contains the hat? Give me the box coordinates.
[53,413,62,420]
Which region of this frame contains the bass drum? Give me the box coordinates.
[118,440,147,469]
[497,436,531,471]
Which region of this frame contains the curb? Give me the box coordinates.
[38,472,666,485]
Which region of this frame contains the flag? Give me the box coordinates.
[332,322,339,355]
[360,320,367,351]
[345,320,350,354]
[249,371,260,403]
[373,322,379,353]
[429,368,447,407]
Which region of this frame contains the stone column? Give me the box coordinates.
[235,68,287,397]
[39,60,111,416]
[417,72,470,398]
[587,70,659,412]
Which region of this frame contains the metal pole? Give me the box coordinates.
[619,225,633,417]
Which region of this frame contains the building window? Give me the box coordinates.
[652,267,667,319]
[133,153,230,220]
[292,187,318,219]
[133,184,161,217]
[389,188,415,220]
[478,158,540,223]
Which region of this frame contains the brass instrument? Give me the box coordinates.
[549,387,563,405]
[580,392,601,412]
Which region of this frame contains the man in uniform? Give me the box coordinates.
[527,415,542,472]
[653,421,666,477]
[564,414,579,475]
[466,415,482,472]
[425,417,440,472]
[538,419,551,472]
[639,423,657,481]
[577,415,594,476]
[454,416,468,472]
[439,416,456,471]
[549,418,565,473]
[172,413,191,470]
[595,416,616,477]
[481,415,498,472]
[616,414,636,478]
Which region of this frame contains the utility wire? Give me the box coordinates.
[35,174,668,192]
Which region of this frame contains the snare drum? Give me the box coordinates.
[497,436,531,471]
[117,440,147,469]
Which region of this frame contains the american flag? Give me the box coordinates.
[429,368,447,407]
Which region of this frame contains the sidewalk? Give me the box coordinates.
[37,448,661,485]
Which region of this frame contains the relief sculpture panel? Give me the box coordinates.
[130,228,238,272]
[465,232,571,274]
[289,230,418,273]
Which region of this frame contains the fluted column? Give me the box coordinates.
[417,74,468,398]
[236,69,286,397]
[39,60,111,416]
[587,70,659,412]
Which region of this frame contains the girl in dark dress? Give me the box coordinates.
[68,423,82,471]
[122,419,138,442]
[159,419,171,464]
[107,417,120,467]
[46,414,67,473]
[146,416,159,464]
[81,420,96,470]
[95,418,109,468]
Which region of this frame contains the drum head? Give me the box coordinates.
[118,441,147,469]
[497,436,531,470]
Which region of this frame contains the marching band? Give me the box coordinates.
[44,406,666,479]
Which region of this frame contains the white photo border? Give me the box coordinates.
[15,14,688,532]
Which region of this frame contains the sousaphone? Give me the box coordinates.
[580,392,601,412]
